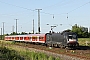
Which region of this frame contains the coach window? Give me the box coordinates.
[20,37,23,40]
[32,37,34,40]
[39,37,44,40]
[15,37,19,40]
[34,37,36,39]
[7,37,9,39]
[42,37,44,39]
[15,37,16,40]
[26,37,30,40]
[32,37,37,40]
[32,37,34,39]
[7,37,8,40]
[18,37,19,40]
[35,37,37,39]
[9,37,10,39]
[7,37,8,39]
[24,37,26,40]
[35,37,37,40]
[39,37,41,40]
[28,37,30,40]
[32,37,35,39]
[17,37,19,40]
[12,37,14,40]
[8,37,10,39]
[9,37,11,39]
[26,37,28,40]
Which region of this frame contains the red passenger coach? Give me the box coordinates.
[29,34,46,43]
[5,34,46,43]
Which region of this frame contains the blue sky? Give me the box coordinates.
[0,0,90,34]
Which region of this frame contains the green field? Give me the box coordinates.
[0,38,90,60]
[0,40,60,60]
[78,38,90,46]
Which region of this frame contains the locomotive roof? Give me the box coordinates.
[5,33,46,37]
[62,32,77,35]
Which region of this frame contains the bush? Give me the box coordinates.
[0,47,24,60]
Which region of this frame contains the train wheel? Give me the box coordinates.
[41,43,45,46]
[76,43,79,47]
[51,44,54,47]
[60,45,65,49]
[45,44,48,47]
[56,44,59,47]
[65,46,70,50]
[46,44,51,47]
[58,44,62,48]
[54,44,58,47]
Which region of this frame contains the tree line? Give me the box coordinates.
[62,24,90,38]
[71,24,90,38]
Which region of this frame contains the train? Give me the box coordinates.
[5,32,79,48]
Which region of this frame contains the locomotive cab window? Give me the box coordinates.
[68,35,72,39]
[68,35,77,39]
[72,35,77,39]
[46,33,51,41]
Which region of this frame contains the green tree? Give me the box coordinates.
[71,24,89,38]
[10,32,17,35]
[88,32,90,38]
[21,32,28,35]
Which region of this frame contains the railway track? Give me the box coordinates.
[14,42,90,60]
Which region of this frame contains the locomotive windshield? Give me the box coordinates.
[68,35,77,39]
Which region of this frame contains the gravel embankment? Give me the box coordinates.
[16,45,85,60]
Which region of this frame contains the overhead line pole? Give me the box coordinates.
[36,9,42,34]
[15,19,18,34]
[1,28,2,40]
[33,19,34,34]
[12,25,14,33]
[2,22,5,40]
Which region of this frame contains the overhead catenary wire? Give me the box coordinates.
[67,1,90,13]
[0,1,90,17]
[0,1,35,11]
[43,1,90,15]
[66,1,90,21]
[0,0,65,16]
[67,13,68,20]
[0,1,52,15]
[42,0,67,9]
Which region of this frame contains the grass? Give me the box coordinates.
[0,40,61,60]
[0,38,90,60]
[78,38,90,46]
[1,38,90,60]
[0,46,24,60]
